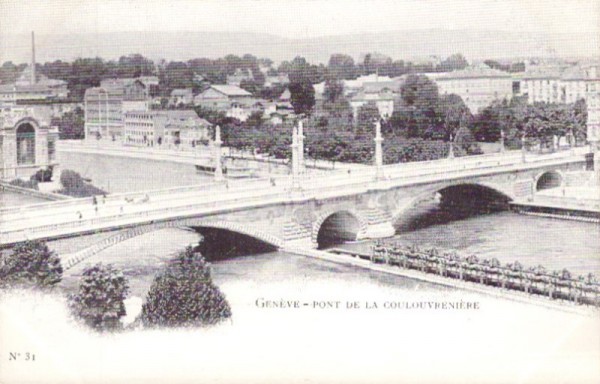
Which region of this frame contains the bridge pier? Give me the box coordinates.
[362,221,396,240]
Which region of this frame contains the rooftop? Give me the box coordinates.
[438,65,512,80]
[210,85,253,97]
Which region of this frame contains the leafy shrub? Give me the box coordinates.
[58,169,106,197]
[30,167,54,183]
[139,247,231,328]
[9,178,39,190]
[68,263,129,331]
[0,240,63,290]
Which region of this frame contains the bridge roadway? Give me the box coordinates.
[0,148,589,246]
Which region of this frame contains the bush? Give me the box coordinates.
[31,167,54,183]
[139,247,231,328]
[60,169,85,190]
[9,178,39,190]
[0,240,63,290]
[58,169,106,197]
[68,263,129,331]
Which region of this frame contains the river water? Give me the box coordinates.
[56,150,215,193]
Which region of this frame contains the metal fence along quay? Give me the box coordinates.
[341,244,600,307]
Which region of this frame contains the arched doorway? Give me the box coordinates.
[536,171,563,191]
[16,123,36,165]
[315,211,362,249]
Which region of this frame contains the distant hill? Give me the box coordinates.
[1,29,597,64]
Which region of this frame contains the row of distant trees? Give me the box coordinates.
[0,51,496,101]
[0,241,231,332]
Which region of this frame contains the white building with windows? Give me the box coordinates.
[586,66,600,144]
[519,66,563,104]
[434,65,513,113]
[123,110,211,149]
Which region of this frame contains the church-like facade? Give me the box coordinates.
[0,106,58,180]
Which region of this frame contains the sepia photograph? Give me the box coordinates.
[0,0,599,383]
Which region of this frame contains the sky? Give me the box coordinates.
[1,0,599,39]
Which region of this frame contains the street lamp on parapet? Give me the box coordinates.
[290,122,301,191]
[214,125,224,181]
[374,118,384,180]
[448,134,455,160]
[521,134,527,163]
[297,119,305,174]
[500,129,505,154]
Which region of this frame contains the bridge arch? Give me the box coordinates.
[391,182,513,231]
[535,170,564,191]
[62,219,283,270]
[312,209,368,249]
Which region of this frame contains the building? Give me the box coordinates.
[136,76,160,97]
[434,65,513,113]
[585,66,600,144]
[169,88,194,106]
[313,74,395,100]
[519,66,563,104]
[194,85,254,110]
[264,74,290,88]
[123,110,211,149]
[84,78,151,141]
[226,68,254,87]
[349,81,399,119]
[0,106,59,180]
[83,87,125,141]
[0,32,68,106]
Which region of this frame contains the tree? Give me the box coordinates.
[0,241,63,290]
[327,53,357,80]
[69,263,129,331]
[289,80,315,115]
[246,110,264,129]
[60,169,85,190]
[439,53,469,72]
[356,102,381,136]
[571,99,588,145]
[400,74,439,110]
[159,61,194,96]
[437,94,471,141]
[139,247,231,328]
[0,61,21,84]
[323,78,344,103]
[59,169,106,197]
[52,107,85,140]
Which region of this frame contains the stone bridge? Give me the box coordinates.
[0,148,588,267]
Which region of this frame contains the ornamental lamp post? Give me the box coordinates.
[214,125,224,181]
[290,123,300,190]
[374,119,384,180]
[448,134,455,160]
[521,134,527,163]
[297,119,305,174]
[500,129,505,154]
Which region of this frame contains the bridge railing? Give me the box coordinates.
[297,149,586,193]
[0,184,295,243]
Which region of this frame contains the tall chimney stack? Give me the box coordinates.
[31,31,36,85]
